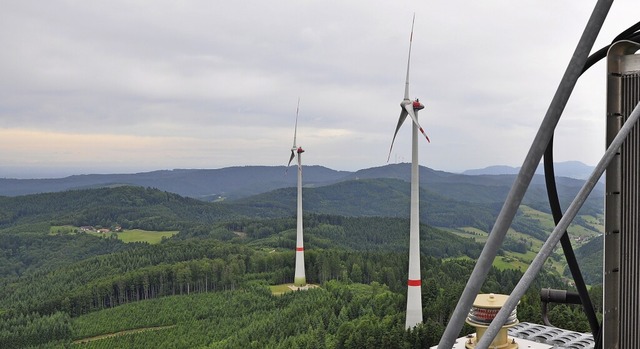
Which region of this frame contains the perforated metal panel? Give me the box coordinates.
[509,323,594,348]
[604,40,640,349]
[430,322,592,349]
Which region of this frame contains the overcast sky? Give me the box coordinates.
[1,1,638,178]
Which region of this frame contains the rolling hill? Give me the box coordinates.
[0,172,604,267]
[1,163,604,241]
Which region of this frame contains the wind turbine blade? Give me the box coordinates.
[404,104,430,142]
[286,98,301,174]
[288,150,295,167]
[387,108,409,161]
[292,97,300,148]
[404,13,415,100]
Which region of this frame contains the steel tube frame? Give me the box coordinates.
[476,100,640,349]
[437,1,613,347]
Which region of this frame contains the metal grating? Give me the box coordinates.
[509,322,594,349]
[605,41,640,349]
[431,322,592,349]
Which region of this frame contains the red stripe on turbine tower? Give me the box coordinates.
[296,247,304,251]
[407,279,422,286]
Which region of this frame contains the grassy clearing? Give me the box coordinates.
[519,206,601,240]
[492,254,528,271]
[270,284,293,295]
[50,225,178,244]
[113,229,178,244]
[444,227,489,244]
[269,283,320,296]
[580,214,604,231]
[443,256,473,264]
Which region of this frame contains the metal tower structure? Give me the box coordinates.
[603,40,640,348]
[405,100,425,329]
[388,14,431,329]
[287,100,306,287]
[293,143,306,287]
[436,1,640,348]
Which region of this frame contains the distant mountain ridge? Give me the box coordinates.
[0,166,350,199]
[0,162,599,201]
[463,161,595,179]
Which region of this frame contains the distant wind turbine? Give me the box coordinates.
[387,14,430,329]
[288,98,306,287]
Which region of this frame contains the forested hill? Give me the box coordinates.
[569,235,604,285]
[226,175,603,233]
[0,183,497,237]
[227,178,500,231]
[0,186,237,231]
[347,164,603,213]
[0,185,484,274]
[1,174,603,240]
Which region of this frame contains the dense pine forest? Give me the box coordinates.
[0,185,602,348]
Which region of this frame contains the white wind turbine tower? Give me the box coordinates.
[288,99,306,287]
[388,14,430,329]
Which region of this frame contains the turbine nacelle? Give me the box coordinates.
[288,147,304,167]
[401,98,424,111]
[412,98,424,111]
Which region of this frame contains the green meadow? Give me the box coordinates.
[50,225,178,244]
[442,205,602,275]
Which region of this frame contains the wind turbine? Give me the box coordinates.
[288,98,306,287]
[388,14,430,329]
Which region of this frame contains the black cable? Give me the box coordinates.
[582,32,640,73]
[594,323,603,348]
[544,137,599,335]
[542,20,640,349]
[613,21,640,42]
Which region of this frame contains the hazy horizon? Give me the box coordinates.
[0,159,597,180]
